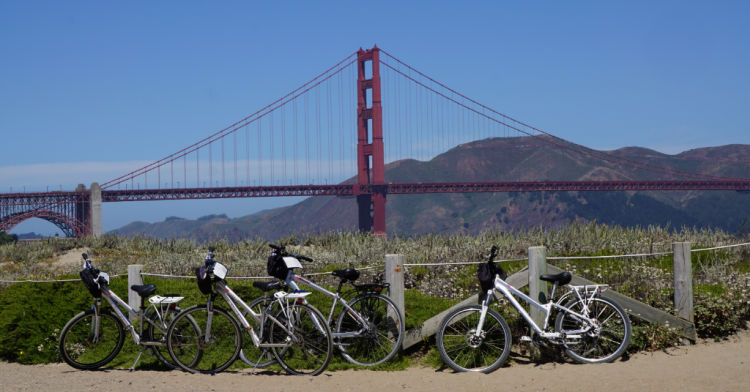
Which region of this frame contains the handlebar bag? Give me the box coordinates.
[195,266,213,295]
[477,263,495,302]
[267,253,289,280]
[80,268,102,298]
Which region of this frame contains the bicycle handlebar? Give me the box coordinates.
[487,245,507,280]
[81,253,93,269]
[268,244,314,262]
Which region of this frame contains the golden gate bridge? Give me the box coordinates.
[2,46,749,237]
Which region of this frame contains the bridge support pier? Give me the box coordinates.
[90,183,102,237]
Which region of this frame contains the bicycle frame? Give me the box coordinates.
[212,280,313,348]
[96,287,180,346]
[286,272,371,339]
[477,275,598,340]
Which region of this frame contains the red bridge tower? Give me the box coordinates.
[356,46,387,236]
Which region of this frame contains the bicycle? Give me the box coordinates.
[436,246,631,373]
[59,253,200,370]
[165,248,333,375]
[240,244,404,368]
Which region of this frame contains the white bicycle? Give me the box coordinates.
[240,244,404,368]
[436,246,631,373]
[165,248,333,375]
[59,253,199,370]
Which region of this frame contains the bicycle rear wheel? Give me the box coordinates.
[59,309,125,370]
[555,296,631,363]
[436,304,511,373]
[335,293,404,366]
[270,302,332,375]
[147,305,200,369]
[167,304,242,374]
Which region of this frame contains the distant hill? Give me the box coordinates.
[111,137,750,242]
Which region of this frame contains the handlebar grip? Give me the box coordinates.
[487,245,507,280]
[297,255,313,262]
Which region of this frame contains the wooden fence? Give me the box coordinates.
[385,242,698,349]
[123,242,701,349]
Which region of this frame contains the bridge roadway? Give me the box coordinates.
[100,180,750,201]
[3,180,750,237]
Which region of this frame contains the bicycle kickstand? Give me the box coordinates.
[249,349,271,375]
[129,346,147,371]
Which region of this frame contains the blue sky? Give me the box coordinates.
[1,1,748,235]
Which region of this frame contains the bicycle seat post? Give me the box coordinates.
[549,282,558,302]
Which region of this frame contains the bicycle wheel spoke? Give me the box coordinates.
[335,294,404,367]
[59,310,125,370]
[437,305,511,373]
[272,303,332,375]
[167,306,241,374]
[555,296,631,364]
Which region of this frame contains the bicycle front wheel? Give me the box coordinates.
[58,309,125,370]
[436,304,511,373]
[555,296,631,364]
[270,302,332,375]
[167,304,242,374]
[335,293,404,366]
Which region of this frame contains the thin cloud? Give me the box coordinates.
[0,161,151,192]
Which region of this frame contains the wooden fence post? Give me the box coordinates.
[673,242,694,322]
[385,254,405,347]
[127,264,143,322]
[528,246,548,328]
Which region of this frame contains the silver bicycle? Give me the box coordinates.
[240,244,404,368]
[165,248,333,375]
[59,253,199,370]
[436,246,631,373]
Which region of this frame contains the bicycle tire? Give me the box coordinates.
[436,304,511,373]
[147,305,201,369]
[58,309,126,370]
[238,296,278,368]
[270,302,332,375]
[555,295,631,364]
[166,304,242,374]
[335,293,404,366]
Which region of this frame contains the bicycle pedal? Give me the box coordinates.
[520,336,532,342]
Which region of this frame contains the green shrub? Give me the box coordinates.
[694,291,748,339]
[0,279,93,363]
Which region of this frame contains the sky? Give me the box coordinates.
[1,1,748,235]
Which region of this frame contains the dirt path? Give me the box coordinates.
[2,331,749,392]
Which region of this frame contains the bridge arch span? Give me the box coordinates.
[0,210,86,237]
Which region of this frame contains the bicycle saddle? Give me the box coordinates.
[131,284,157,297]
[253,280,285,292]
[539,271,572,285]
[332,268,360,282]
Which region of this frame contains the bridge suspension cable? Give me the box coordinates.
[379,49,746,181]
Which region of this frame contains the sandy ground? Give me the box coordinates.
[2,331,749,392]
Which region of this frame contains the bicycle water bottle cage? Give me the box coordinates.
[332,268,360,282]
